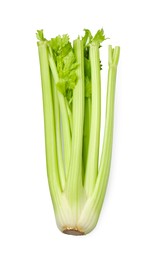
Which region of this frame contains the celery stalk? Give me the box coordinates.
[84,43,101,197]
[37,40,61,208]
[36,29,120,235]
[65,38,85,221]
[48,55,71,178]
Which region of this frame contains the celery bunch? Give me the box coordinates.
[36,29,120,235]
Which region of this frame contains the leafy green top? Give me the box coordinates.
[48,35,78,103]
[36,29,106,101]
[92,29,106,45]
[36,30,46,41]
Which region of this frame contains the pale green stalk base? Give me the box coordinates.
[38,38,120,235]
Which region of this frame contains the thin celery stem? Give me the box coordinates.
[83,97,91,176]
[50,74,65,190]
[84,44,101,196]
[65,99,72,132]
[66,39,85,212]
[49,55,71,178]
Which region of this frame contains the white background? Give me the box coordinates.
[0,0,157,259]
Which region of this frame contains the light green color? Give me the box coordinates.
[37,29,120,235]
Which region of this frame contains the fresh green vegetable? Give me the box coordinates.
[36,28,120,235]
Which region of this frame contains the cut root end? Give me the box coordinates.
[63,228,84,236]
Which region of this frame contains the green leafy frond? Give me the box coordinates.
[36,29,46,41]
[48,35,78,103]
[49,34,70,53]
[92,28,105,46]
[82,29,92,47]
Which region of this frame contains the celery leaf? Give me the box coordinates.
[49,35,78,103]
[92,28,105,45]
[36,30,46,41]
